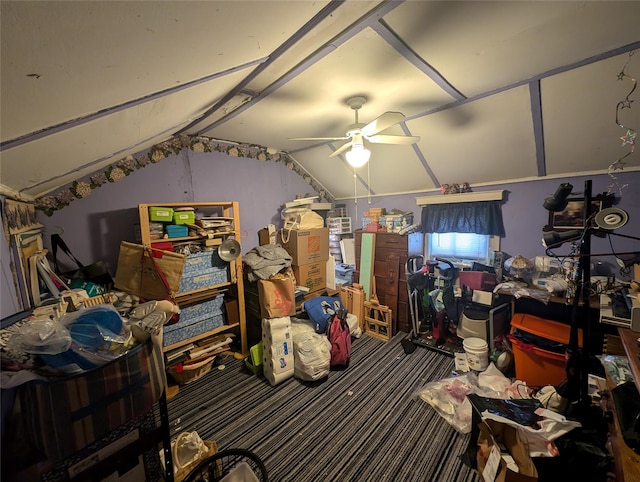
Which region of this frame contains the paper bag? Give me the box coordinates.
[114,241,186,300]
[258,268,296,319]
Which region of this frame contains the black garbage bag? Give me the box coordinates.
[533,426,613,482]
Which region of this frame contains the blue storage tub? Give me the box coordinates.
[166,224,188,238]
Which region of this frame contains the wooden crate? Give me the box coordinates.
[340,285,365,331]
[364,301,392,341]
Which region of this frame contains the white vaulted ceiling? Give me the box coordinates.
[1,1,639,202]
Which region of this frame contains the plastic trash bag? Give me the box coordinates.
[416,363,532,434]
[291,318,331,381]
[7,318,72,355]
[59,305,134,365]
[174,431,207,470]
[468,393,582,457]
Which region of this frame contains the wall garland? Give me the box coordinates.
[33,135,333,216]
[608,50,637,195]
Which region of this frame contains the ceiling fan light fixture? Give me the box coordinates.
[345,143,370,167]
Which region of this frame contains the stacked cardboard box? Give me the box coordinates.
[281,228,329,294]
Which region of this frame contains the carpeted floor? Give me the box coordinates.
[167,332,478,482]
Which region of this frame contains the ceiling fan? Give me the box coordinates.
[290,96,420,167]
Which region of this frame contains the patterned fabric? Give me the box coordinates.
[0,317,38,366]
[17,338,166,462]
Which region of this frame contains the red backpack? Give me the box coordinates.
[326,309,351,367]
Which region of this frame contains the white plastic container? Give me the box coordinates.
[220,461,260,482]
[463,337,489,371]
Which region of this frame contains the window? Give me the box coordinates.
[427,232,491,263]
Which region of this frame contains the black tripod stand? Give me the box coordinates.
[554,180,594,418]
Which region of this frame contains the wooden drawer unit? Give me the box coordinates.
[354,230,424,335]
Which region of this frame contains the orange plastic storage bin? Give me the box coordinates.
[509,313,582,388]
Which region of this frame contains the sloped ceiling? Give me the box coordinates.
[1,1,639,204]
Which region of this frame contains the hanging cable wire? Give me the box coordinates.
[353,165,358,222]
[367,159,371,204]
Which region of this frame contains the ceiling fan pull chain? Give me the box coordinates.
[367,161,372,204]
[353,167,358,222]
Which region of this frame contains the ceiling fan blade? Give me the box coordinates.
[289,136,349,141]
[329,141,354,157]
[367,134,420,145]
[361,112,405,136]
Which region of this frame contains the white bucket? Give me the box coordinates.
[463,337,489,371]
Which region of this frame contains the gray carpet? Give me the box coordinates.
[167,332,478,482]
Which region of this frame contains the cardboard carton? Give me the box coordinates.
[293,261,327,292]
[282,228,329,265]
[476,419,538,482]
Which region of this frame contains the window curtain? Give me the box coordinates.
[420,200,505,236]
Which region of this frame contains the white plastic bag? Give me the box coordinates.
[346,313,361,338]
[291,318,331,381]
[173,431,207,473]
[7,318,72,355]
[416,363,531,434]
[280,209,324,243]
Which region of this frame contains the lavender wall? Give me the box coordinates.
[1,197,23,316]
[341,171,640,275]
[4,153,637,319]
[36,150,313,278]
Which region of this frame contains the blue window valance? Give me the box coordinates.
[421,200,505,236]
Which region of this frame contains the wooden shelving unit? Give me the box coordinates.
[138,202,247,356]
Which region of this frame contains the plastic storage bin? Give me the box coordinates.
[173,210,195,225]
[166,224,189,238]
[509,313,583,388]
[149,206,174,222]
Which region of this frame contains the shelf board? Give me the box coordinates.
[416,190,504,205]
[162,323,239,352]
[142,202,235,208]
[176,285,230,303]
[150,231,234,244]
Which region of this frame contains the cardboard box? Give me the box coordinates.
[163,313,224,347]
[177,267,229,293]
[164,295,225,334]
[282,228,329,264]
[293,261,327,292]
[476,419,538,482]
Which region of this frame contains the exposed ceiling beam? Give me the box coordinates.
[371,18,466,101]
[406,40,640,122]
[0,58,266,152]
[181,0,349,136]
[192,0,407,134]
[529,80,546,177]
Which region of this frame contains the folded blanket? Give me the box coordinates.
[243,244,292,281]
